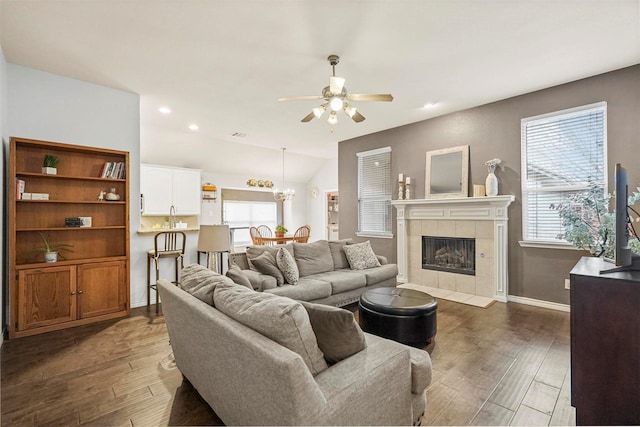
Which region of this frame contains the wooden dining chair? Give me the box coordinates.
[257,225,274,246]
[293,225,311,243]
[249,226,263,245]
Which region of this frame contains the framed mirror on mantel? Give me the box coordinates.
[425,145,469,198]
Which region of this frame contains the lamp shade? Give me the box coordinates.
[197,225,230,253]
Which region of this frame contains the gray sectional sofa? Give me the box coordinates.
[229,239,399,307]
[158,269,432,426]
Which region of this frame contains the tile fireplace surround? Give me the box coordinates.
[392,196,515,303]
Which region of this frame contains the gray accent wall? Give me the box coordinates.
[339,65,640,305]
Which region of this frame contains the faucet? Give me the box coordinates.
[169,205,176,229]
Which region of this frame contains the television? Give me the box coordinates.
[601,163,640,273]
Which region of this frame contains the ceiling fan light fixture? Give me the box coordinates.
[330,97,343,112]
[344,103,357,118]
[328,111,338,125]
[312,105,325,118]
[329,76,345,95]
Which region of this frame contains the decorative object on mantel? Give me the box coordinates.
[202,183,217,202]
[42,154,59,175]
[425,145,470,198]
[273,147,295,201]
[473,184,486,197]
[485,158,501,197]
[398,173,404,200]
[405,176,411,200]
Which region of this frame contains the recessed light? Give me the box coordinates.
[423,102,437,108]
[188,124,199,131]
[232,132,248,138]
[158,106,171,114]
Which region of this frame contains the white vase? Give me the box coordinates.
[44,252,58,263]
[485,172,498,196]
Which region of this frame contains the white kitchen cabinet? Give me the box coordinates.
[141,164,201,216]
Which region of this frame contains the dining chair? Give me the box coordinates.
[249,226,263,245]
[293,225,311,243]
[257,225,274,246]
[147,231,186,313]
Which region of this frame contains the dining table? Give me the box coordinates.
[259,235,296,245]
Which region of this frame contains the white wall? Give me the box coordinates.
[5,64,146,307]
[0,45,7,341]
[305,157,339,242]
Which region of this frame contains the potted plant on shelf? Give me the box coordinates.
[275,225,288,238]
[42,154,60,175]
[32,232,74,263]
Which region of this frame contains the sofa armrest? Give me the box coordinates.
[376,254,388,265]
[409,347,432,393]
[313,336,413,425]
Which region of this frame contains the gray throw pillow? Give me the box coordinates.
[251,251,285,286]
[179,263,235,306]
[276,247,299,285]
[226,264,254,290]
[293,240,334,277]
[328,239,353,270]
[343,241,381,270]
[300,301,367,364]
[214,282,328,375]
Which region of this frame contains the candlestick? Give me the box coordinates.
[406,176,411,184]
[398,173,404,182]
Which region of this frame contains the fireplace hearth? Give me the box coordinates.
[422,236,475,275]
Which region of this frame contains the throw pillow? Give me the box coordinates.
[276,247,299,285]
[214,281,328,375]
[300,301,366,364]
[343,241,381,270]
[226,264,254,290]
[250,250,285,286]
[328,239,353,270]
[293,240,334,277]
[179,263,235,306]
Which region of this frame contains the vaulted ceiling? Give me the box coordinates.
[2,0,639,183]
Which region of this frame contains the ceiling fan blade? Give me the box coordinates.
[301,111,316,122]
[351,111,366,123]
[278,95,323,102]
[329,76,345,95]
[346,93,394,102]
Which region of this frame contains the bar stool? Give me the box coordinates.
[147,231,186,313]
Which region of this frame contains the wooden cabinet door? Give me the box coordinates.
[17,266,77,331]
[141,164,173,215]
[77,261,127,319]
[172,168,201,215]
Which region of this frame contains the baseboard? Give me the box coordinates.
[508,295,570,312]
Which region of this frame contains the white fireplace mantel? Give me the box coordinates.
[392,196,515,302]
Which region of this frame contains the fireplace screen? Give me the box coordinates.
[422,236,475,275]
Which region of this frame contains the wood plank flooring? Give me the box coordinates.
[1,299,574,426]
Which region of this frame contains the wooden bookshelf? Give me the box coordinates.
[8,137,130,339]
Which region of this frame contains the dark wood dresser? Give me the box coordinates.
[570,257,640,425]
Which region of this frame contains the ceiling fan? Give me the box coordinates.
[278,55,393,125]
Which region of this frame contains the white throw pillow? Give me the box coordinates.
[276,247,300,285]
[343,241,381,270]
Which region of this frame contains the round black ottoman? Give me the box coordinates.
[359,287,437,347]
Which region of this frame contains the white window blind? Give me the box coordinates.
[222,201,277,247]
[357,147,392,237]
[521,102,607,244]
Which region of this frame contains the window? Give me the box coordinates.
[357,146,393,238]
[223,201,277,247]
[521,102,607,247]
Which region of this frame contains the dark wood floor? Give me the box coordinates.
[1,300,574,426]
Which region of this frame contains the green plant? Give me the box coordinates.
[551,183,640,257]
[275,224,287,233]
[43,154,60,168]
[32,232,74,259]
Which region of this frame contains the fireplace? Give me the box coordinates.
[422,236,475,276]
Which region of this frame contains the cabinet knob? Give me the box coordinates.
[78,290,84,294]
[71,291,76,295]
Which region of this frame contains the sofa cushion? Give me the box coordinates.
[300,301,366,364]
[250,251,285,286]
[264,277,332,301]
[362,263,399,285]
[343,241,382,270]
[214,281,328,376]
[328,239,353,270]
[246,244,293,269]
[226,264,253,289]
[294,240,334,277]
[179,264,235,306]
[308,270,366,294]
[240,269,277,292]
[276,247,299,285]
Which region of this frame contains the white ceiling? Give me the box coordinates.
[2,0,639,184]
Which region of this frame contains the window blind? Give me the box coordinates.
[521,102,607,242]
[357,147,392,237]
[222,201,277,246]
